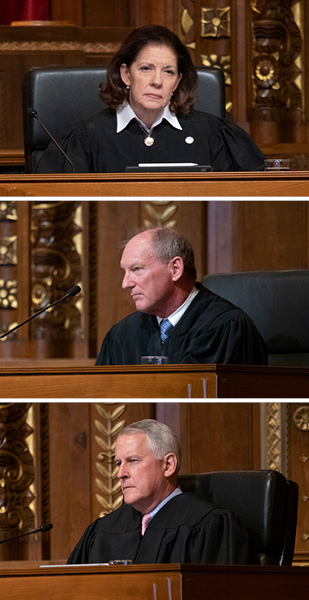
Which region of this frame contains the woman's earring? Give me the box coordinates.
[126,85,130,90]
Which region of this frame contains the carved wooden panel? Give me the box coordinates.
[0,403,36,560]
[0,201,20,348]
[30,201,84,352]
[180,0,233,115]
[251,1,303,143]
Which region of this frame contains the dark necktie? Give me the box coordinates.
[160,318,173,342]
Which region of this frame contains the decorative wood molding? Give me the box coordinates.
[260,402,288,476]
[40,404,50,528]
[180,2,232,111]
[0,41,120,54]
[0,403,35,543]
[252,1,303,123]
[142,200,178,228]
[30,200,83,343]
[94,403,126,516]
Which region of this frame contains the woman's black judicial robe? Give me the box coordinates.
[95,283,268,366]
[67,493,252,565]
[34,108,265,173]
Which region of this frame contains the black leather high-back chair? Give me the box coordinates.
[178,470,298,566]
[202,270,309,366]
[22,65,226,172]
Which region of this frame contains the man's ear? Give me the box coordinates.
[170,256,184,282]
[163,453,178,477]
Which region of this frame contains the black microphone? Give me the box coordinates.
[27,107,76,173]
[0,523,53,544]
[0,285,81,340]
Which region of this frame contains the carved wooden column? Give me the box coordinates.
[0,201,19,345]
[250,1,304,145]
[0,403,41,560]
[0,200,89,359]
[30,201,86,358]
[0,201,32,358]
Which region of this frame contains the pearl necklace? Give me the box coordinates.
[136,120,155,147]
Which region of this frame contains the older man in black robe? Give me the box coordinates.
[95,227,267,366]
[67,420,252,565]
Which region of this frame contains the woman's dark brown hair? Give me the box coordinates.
[100,25,197,116]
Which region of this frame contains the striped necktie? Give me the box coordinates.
[160,318,173,342]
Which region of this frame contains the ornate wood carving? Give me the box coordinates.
[0,200,18,340]
[201,6,231,38]
[40,404,50,528]
[94,403,126,516]
[180,1,232,112]
[0,403,35,543]
[30,201,83,344]
[251,1,303,124]
[142,200,178,228]
[0,41,120,54]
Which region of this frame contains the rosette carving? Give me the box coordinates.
[252,1,303,122]
[293,406,309,431]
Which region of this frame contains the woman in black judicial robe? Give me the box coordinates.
[35,25,265,174]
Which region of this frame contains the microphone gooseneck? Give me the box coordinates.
[28,107,76,173]
[0,523,53,544]
[0,285,81,340]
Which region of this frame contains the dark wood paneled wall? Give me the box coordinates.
[156,402,261,474]
[207,200,309,274]
[1,1,309,167]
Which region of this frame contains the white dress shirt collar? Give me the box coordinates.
[156,286,199,328]
[116,101,182,133]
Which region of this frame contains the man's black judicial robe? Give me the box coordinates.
[34,109,265,173]
[95,283,268,366]
[67,493,252,565]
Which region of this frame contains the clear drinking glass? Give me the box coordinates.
[109,560,133,565]
[264,158,291,171]
[141,356,169,365]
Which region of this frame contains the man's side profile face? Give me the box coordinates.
[120,231,182,318]
[115,432,176,514]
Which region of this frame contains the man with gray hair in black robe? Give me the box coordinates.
[67,419,253,565]
[95,227,267,365]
